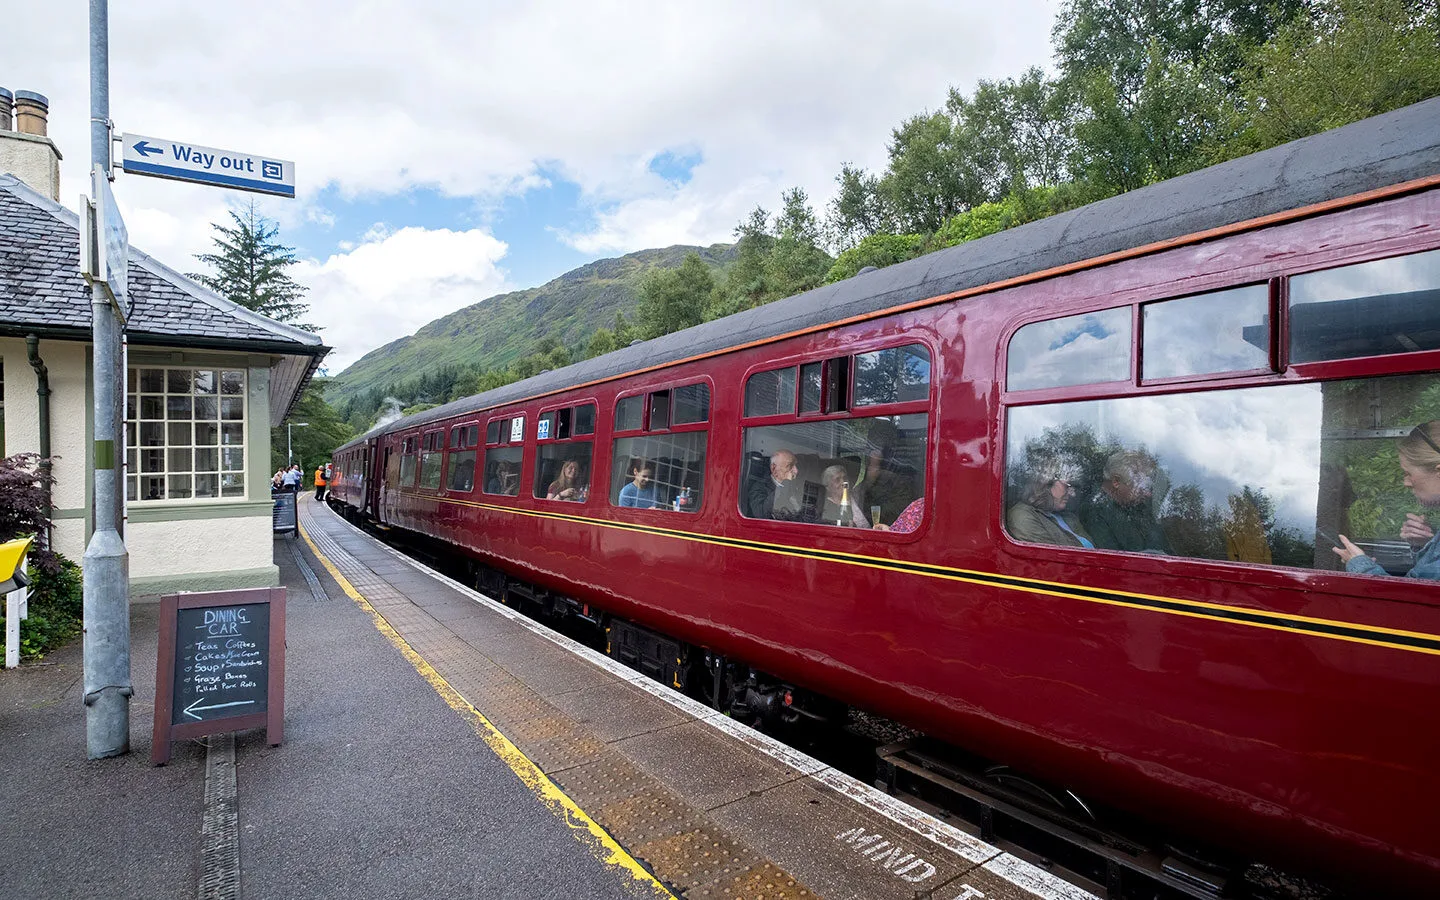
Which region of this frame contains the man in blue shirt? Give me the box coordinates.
[619,462,659,509]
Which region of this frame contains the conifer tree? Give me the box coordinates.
[190,201,315,331]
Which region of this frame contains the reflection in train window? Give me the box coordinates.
[1002,373,1440,579]
[1143,285,1271,380]
[745,367,798,417]
[615,395,644,432]
[1290,248,1440,363]
[854,344,931,406]
[1007,308,1130,391]
[741,414,928,529]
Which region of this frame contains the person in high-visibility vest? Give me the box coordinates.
[314,464,328,501]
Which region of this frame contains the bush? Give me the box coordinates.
[1,554,82,661]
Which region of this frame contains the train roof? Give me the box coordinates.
[339,96,1440,450]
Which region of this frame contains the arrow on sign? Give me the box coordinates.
[183,697,256,720]
[131,140,163,158]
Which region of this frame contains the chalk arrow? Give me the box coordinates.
[132,140,163,158]
[183,697,255,720]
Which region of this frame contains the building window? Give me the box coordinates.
[127,367,246,502]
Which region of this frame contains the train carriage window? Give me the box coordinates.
[1007,308,1131,391]
[610,382,710,514]
[398,435,418,486]
[535,402,594,503]
[854,344,931,406]
[447,423,479,493]
[742,414,928,528]
[482,415,524,496]
[1290,248,1440,364]
[672,383,710,425]
[800,362,823,414]
[1142,285,1271,380]
[575,404,596,435]
[745,367,797,417]
[650,391,671,430]
[1001,371,1440,579]
[615,395,643,433]
[419,431,444,489]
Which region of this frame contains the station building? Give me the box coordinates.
[0,89,328,593]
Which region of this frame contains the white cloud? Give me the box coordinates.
[4,0,1058,368]
[295,227,512,372]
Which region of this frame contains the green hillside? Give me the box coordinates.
[326,243,733,409]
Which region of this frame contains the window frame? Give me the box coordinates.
[126,364,248,504]
[534,399,597,504]
[739,342,934,537]
[609,377,713,515]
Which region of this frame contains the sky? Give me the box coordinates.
[6,1,1058,374]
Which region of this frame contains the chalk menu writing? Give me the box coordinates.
[171,603,270,726]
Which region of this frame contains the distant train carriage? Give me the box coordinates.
[331,98,1440,892]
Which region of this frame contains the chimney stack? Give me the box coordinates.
[13,91,49,136]
[0,88,62,200]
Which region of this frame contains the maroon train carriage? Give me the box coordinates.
[330,98,1440,893]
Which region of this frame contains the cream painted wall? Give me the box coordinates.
[0,336,87,509]
[128,516,273,578]
[52,518,84,561]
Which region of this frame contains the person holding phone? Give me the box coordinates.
[1333,421,1440,580]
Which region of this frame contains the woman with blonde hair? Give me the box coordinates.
[546,459,587,502]
[1334,420,1440,580]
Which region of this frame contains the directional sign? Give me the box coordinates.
[121,132,295,198]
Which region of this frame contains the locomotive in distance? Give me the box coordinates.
[330,97,1440,894]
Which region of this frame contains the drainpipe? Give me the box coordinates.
[25,334,52,550]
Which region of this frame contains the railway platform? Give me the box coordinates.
[0,495,1096,899]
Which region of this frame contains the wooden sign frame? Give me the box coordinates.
[152,586,286,765]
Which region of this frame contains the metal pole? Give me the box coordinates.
[287,422,293,465]
[83,0,131,759]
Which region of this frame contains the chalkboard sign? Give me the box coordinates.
[273,491,297,534]
[152,587,285,765]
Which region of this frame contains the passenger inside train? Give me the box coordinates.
[1005,471,1094,549]
[1334,420,1440,580]
[1084,451,1171,553]
[545,458,588,502]
[619,460,659,509]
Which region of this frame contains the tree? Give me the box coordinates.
[878,110,986,233]
[585,327,617,359]
[826,163,892,251]
[270,381,355,476]
[191,201,314,330]
[636,252,715,339]
[1223,0,1440,155]
[763,188,832,301]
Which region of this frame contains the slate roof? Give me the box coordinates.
[352,95,1440,445]
[0,173,327,355]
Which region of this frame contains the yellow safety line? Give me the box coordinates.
[299,522,676,900]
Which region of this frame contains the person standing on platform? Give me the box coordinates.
[283,464,302,492]
[314,464,328,501]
